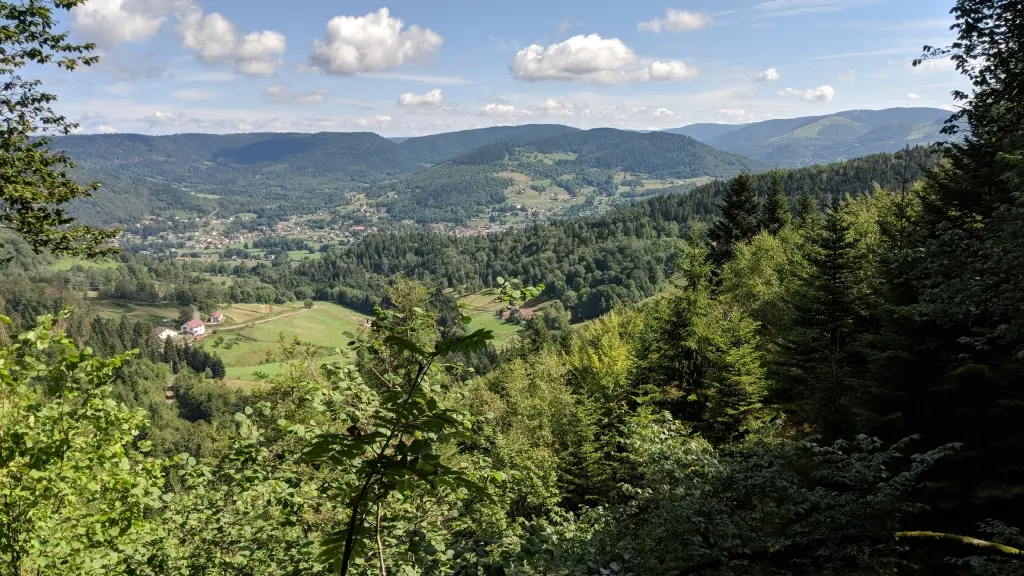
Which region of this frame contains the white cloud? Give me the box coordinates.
[638,9,712,33]
[645,60,699,81]
[907,92,921,100]
[757,67,781,81]
[235,30,287,76]
[398,89,444,108]
[717,108,747,119]
[837,70,856,81]
[178,8,286,76]
[653,108,677,118]
[754,0,882,18]
[309,8,443,75]
[70,0,170,45]
[354,115,393,128]
[97,125,119,134]
[261,83,327,104]
[480,103,529,118]
[778,84,836,102]
[913,58,956,73]
[511,34,697,83]
[537,97,577,117]
[172,88,218,101]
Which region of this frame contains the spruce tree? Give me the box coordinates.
[709,173,760,266]
[793,187,820,229]
[759,170,791,234]
[772,204,868,439]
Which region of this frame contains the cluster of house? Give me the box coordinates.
[497,306,535,322]
[155,310,224,342]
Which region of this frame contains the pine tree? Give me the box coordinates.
[772,205,868,439]
[759,170,791,234]
[793,187,820,229]
[709,173,761,265]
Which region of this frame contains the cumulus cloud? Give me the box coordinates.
[717,108,747,119]
[913,58,956,73]
[511,34,697,83]
[757,67,780,81]
[261,83,328,104]
[398,88,444,108]
[179,8,286,75]
[97,125,120,134]
[778,85,836,102]
[480,103,529,118]
[638,9,712,33]
[907,92,921,100]
[645,60,698,80]
[70,0,171,45]
[309,8,443,75]
[172,88,218,101]
[653,108,678,118]
[72,1,285,75]
[537,97,577,117]
[354,115,393,128]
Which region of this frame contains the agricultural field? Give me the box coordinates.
[207,302,371,389]
[51,257,119,271]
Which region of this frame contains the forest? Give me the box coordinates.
[2,0,1024,575]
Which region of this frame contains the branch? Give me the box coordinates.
[895,531,1024,557]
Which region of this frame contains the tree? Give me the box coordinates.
[759,170,791,234]
[794,186,820,228]
[0,1,117,257]
[0,312,167,575]
[708,173,760,265]
[772,205,870,439]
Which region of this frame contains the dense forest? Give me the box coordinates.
[3,1,1024,575]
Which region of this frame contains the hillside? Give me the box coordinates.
[370,128,765,224]
[54,132,426,224]
[397,124,582,164]
[665,107,951,167]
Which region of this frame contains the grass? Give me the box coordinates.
[457,292,528,345]
[208,303,370,389]
[90,300,180,324]
[51,257,119,271]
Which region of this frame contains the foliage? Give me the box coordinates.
[0,0,118,256]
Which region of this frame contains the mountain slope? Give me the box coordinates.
[397,124,582,164]
[451,128,767,178]
[665,107,951,167]
[53,132,424,199]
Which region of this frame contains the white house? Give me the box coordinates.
[155,328,179,341]
[181,310,206,338]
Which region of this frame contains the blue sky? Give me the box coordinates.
[56,0,965,136]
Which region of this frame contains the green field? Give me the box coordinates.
[52,257,119,271]
[210,303,371,388]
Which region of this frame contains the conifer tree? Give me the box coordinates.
[773,205,868,439]
[793,187,820,229]
[759,170,791,234]
[709,173,760,266]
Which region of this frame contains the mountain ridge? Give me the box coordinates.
[664,107,951,167]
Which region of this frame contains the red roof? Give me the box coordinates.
[210,311,223,318]
[520,308,536,320]
[184,320,205,328]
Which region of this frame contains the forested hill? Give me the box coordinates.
[365,129,765,224]
[396,124,582,164]
[274,146,940,320]
[666,107,950,168]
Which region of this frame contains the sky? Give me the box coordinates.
[51,0,967,136]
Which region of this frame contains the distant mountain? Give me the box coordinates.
[449,128,767,179]
[665,107,951,168]
[397,124,582,165]
[55,132,424,196]
[54,126,762,226]
[669,123,748,142]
